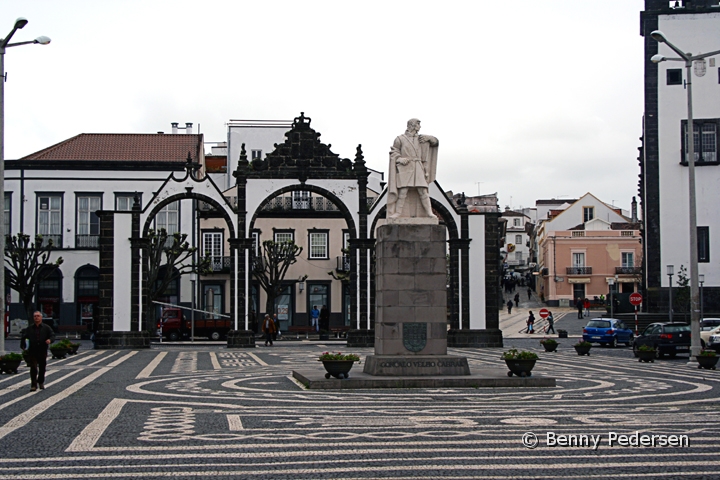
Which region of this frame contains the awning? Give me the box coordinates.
[568,278,591,284]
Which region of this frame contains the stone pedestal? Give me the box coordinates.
[364,223,470,376]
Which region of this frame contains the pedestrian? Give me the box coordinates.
[310,305,320,332]
[526,311,535,334]
[261,314,276,346]
[272,313,279,341]
[576,297,584,319]
[545,311,556,334]
[583,298,590,317]
[514,292,520,308]
[20,311,55,391]
[319,305,330,332]
[527,287,532,301]
[506,300,513,314]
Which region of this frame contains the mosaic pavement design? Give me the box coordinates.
[0,344,719,479]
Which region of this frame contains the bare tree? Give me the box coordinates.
[252,240,303,316]
[145,228,209,330]
[4,233,63,321]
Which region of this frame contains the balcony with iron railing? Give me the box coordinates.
[566,266,592,275]
[75,235,99,249]
[206,256,231,273]
[615,266,641,275]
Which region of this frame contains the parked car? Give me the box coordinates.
[582,318,634,347]
[632,322,691,358]
[707,329,720,352]
[700,318,720,331]
[700,325,720,349]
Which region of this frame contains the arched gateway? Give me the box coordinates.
[94,114,502,348]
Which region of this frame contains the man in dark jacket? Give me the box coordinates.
[20,311,55,391]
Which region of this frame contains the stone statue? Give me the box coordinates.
[387,118,439,220]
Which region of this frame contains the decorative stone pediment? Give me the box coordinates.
[235,112,365,182]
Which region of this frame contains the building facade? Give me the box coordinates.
[641,0,720,313]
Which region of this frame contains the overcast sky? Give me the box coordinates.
[3,0,645,212]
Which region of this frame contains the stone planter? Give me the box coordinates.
[557,330,568,339]
[320,360,356,379]
[574,345,592,356]
[637,350,656,363]
[697,355,719,370]
[319,333,330,341]
[0,359,21,374]
[69,343,80,355]
[541,342,558,352]
[504,359,537,377]
[50,347,70,359]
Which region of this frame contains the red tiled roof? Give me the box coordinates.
[19,133,203,162]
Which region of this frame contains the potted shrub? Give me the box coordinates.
[574,341,592,356]
[540,338,558,352]
[501,348,538,377]
[318,351,360,379]
[0,352,23,374]
[557,329,568,339]
[49,342,70,359]
[635,344,656,363]
[697,349,718,370]
[318,330,330,341]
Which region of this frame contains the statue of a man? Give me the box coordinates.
[387,118,439,219]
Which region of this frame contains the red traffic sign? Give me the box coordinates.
[629,293,643,306]
[539,308,549,319]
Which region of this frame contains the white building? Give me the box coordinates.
[641,0,719,313]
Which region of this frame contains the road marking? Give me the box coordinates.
[136,352,167,379]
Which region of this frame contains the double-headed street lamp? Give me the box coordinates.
[651,30,720,359]
[0,18,51,354]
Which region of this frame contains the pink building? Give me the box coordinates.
[535,194,642,308]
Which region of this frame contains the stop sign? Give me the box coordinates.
[629,293,643,306]
[539,308,549,319]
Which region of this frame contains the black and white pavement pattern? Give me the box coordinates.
[0,339,719,479]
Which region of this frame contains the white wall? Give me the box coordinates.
[657,12,720,287]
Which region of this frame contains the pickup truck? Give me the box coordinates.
[156,308,232,341]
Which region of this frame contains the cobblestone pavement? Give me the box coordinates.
[1,340,719,479]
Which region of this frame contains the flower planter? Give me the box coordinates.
[50,347,70,359]
[505,359,536,377]
[637,350,655,363]
[69,344,80,355]
[0,359,21,374]
[557,330,568,339]
[541,342,558,352]
[321,360,355,379]
[318,334,330,341]
[574,345,592,356]
[697,355,719,370]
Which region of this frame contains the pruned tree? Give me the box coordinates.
[674,264,690,317]
[252,240,303,316]
[145,228,210,330]
[4,233,64,321]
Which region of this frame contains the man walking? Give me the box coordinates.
[545,311,556,334]
[20,311,55,391]
[261,314,276,346]
[506,299,513,314]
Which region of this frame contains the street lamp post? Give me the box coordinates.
[699,274,704,324]
[609,277,615,318]
[667,265,674,323]
[651,31,720,358]
[0,18,51,354]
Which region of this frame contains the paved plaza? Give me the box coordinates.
[0,335,719,479]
